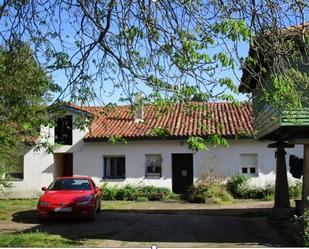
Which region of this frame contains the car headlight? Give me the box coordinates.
[38,201,50,206]
[75,195,94,206]
[76,200,90,206]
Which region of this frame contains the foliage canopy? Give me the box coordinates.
[0,41,60,186]
[0,0,309,176]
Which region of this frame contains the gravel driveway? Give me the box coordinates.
[0,200,299,247]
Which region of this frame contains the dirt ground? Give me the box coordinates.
[0,200,300,247]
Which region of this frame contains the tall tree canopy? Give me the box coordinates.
[0,0,308,162]
[0,41,60,185]
[0,0,308,106]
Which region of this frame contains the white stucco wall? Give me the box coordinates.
[3,137,304,198]
[73,139,303,189]
[0,113,88,198]
[2,112,304,198]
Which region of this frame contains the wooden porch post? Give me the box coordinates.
[274,147,290,209]
[302,144,309,210]
[268,142,294,218]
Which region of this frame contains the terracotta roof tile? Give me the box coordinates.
[70,102,254,140]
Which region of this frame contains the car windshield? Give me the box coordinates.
[48,179,91,190]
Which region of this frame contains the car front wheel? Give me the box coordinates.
[97,200,101,213]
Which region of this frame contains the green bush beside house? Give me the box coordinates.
[100,173,302,203]
[227,173,302,200]
[101,183,173,201]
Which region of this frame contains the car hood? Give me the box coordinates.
[40,190,93,204]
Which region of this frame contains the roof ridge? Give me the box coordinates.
[70,101,251,109]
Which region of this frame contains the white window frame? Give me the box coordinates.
[103,155,126,179]
[145,154,162,177]
[240,154,258,177]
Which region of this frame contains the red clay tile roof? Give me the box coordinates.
[70,102,253,140]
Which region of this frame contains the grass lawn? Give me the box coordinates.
[0,199,37,221]
[0,198,92,247]
[0,232,81,247]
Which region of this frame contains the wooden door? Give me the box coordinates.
[172,154,193,194]
[62,153,73,176]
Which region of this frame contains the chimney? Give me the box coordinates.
[134,93,144,123]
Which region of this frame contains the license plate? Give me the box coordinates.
[54,207,72,212]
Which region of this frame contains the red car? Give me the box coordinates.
[37,176,102,221]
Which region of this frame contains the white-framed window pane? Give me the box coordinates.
[3,156,24,180]
[242,167,248,174]
[240,154,258,176]
[145,154,162,177]
[103,156,125,179]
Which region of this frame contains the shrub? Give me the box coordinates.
[289,181,302,199]
[294,208,309,246]
[187,172,233,203]
[136,196,148,202]
[227,174,276,199]
[137,185,171,196]
[263,193,274,201]
[101,183,120,200]
[164,193,182,201]
[248,184,275,199]
[115,184,138,200]
[101,183,172,201]
[226,173,251,198]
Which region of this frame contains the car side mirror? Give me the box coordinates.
[95,186,100,193]
[41,187,47,191]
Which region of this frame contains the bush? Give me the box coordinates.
[136,196,148,202]
[101,183,172,201]
[227,174,303,200]
[227,174,276,199]
[165,193,182,201]
[115,184,139,200]
[101,183,120,200]
[294,208,309,246]
[187,172,233,203]
[289,181,302,199]
[226,173,251,199]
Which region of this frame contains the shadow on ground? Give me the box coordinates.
[8,207,300,247]
[12,207,272,224]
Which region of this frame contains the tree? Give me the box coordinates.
[0,0,307,104]
[0,41,60,187]
[0,0,308,153]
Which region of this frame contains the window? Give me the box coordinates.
[242,167,248,174]
[90,179,96,188]
[55,115,73,145]
[48,178,91,190]
[104,156,125,179]
[3,156,24,180]
[250,167,256,174]
[145,154,162,177]
[240,154,258,176]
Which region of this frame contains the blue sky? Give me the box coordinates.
[2,1,308,106]
[39,4,252,106]
[1,2,257,106]
[49,37,251,106]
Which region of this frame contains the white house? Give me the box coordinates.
[1,102,303,198]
